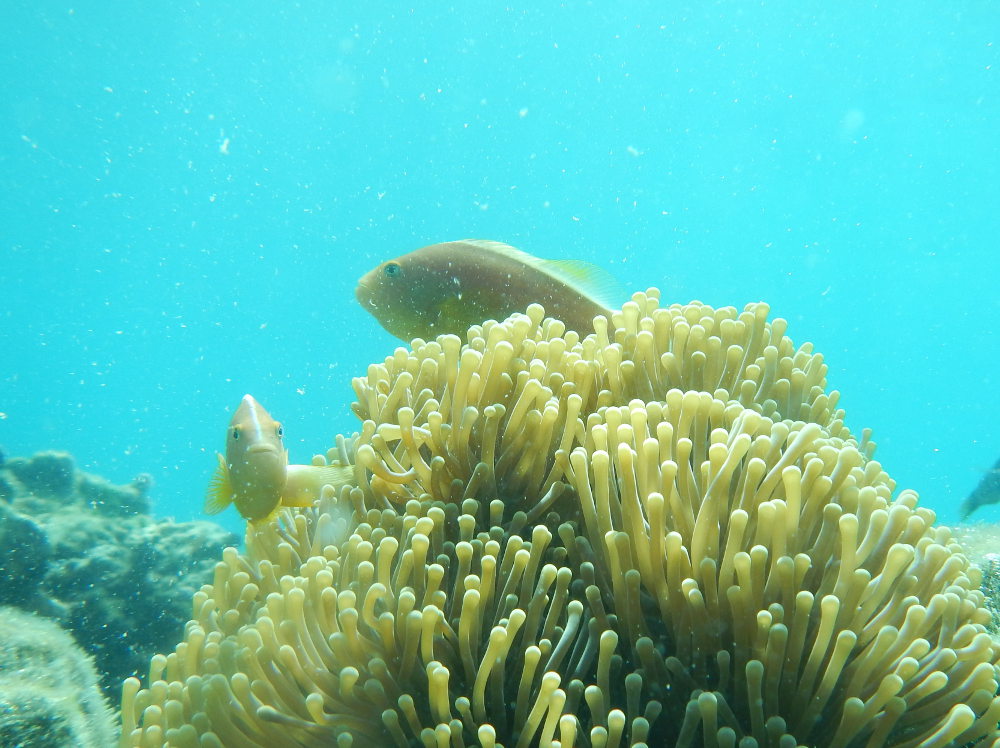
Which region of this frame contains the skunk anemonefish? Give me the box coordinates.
[205,394,352,524]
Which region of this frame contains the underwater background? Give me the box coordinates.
[1,0,998,538]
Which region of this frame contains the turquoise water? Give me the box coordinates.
[1,1,997,534]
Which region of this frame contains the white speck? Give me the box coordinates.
[219,137,230,155]
[519,107,529,118]
[626,145,643,157]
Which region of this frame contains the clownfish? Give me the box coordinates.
[205,394,353,524]
[355,239,622,341]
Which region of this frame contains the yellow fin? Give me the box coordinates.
[458,239,623,307]
[317,462,355,486]
[539,258,624,307]
[281,463,355,507]
[204,453,234,515]
[249,503,285,527]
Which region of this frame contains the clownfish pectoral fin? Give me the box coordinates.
[204,453,235,515]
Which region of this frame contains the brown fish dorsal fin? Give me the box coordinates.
[540,259,624,308]
[458,239,622,308]
[204,453,234,515]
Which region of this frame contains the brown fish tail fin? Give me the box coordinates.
[204,453,235,515]
[958,498,973,521]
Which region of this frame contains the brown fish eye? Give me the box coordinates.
[232,428,240,440]
[383,262,401,277]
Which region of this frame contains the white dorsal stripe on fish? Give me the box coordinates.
[242,394,278,450]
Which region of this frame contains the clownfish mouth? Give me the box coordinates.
[247,443,281,455]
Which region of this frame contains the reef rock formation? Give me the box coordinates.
[0,450,238,704]
[0,605,116,748]
[121,293,1000,747]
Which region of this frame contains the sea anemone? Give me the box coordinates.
[120,292,1000,747]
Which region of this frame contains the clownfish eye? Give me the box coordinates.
[383,262,401,278]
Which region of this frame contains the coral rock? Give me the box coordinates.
[0,451,238,706]
[0,501,50,609]
[0,606,115,748]
[5,450,77,499]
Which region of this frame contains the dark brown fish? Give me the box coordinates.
[355,239,621,341]
[959,456,1000,520]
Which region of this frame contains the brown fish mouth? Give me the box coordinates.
[355,282,376,310]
